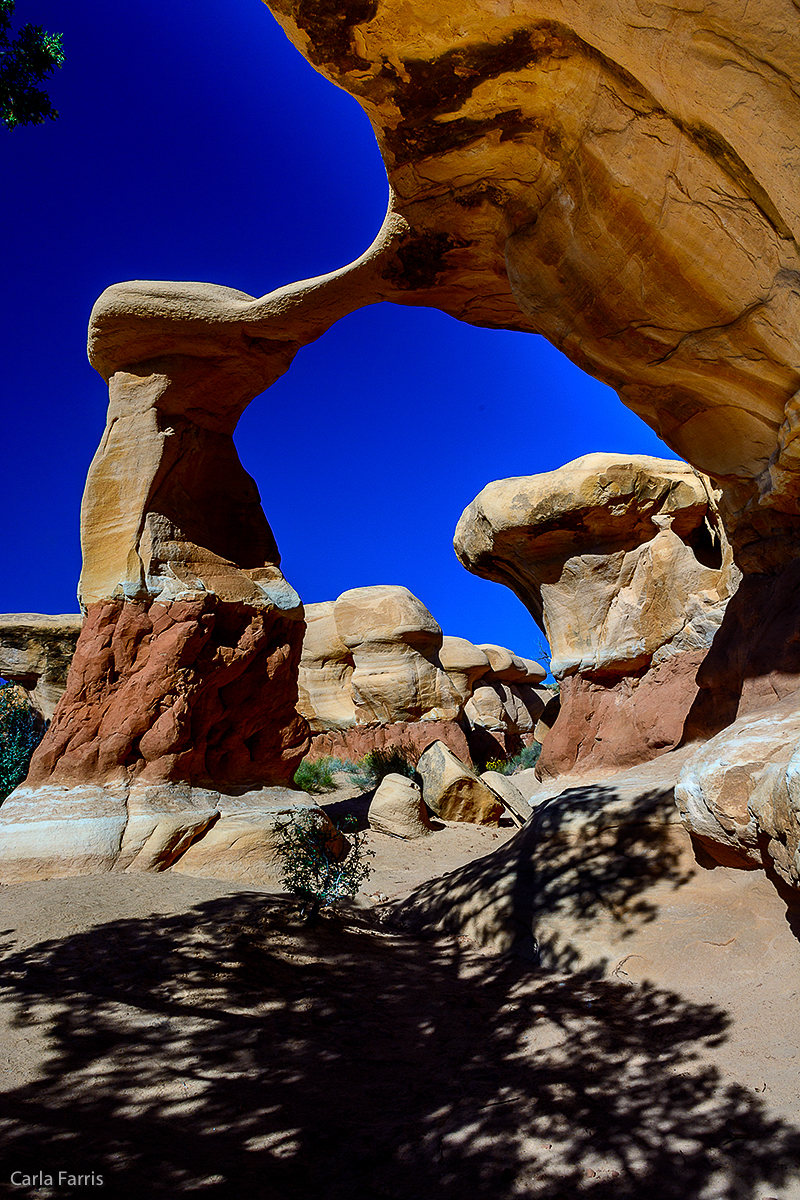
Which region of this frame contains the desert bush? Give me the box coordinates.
[273,809,373,919]
[293,757,338,794]
[486,743,542,776]
[0,682,44,803]
[347,746,417,792]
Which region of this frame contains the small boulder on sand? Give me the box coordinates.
[368,774,432,839]
[480,770,532,825]
[416,741,502,826]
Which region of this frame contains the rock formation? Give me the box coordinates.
[480,770,531,826]
[368,773,433,839]
[416,741,503,825]
[456,454,739,775]
[0,614,82,719]
[267,0,800,562]
[297,585,547,766]
[4,0,799,887]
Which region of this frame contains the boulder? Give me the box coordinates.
[480,770,532,825]
[415,741,503,826]
[296,601,357,731]
[438,636,490,705]
[675,694,800,886]
[368,773,432,839]
[477,645,546,685]
[333,585,461,725]
[0,614,82,719]
[456,454,739,776]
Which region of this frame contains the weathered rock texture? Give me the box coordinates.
[267,0,800,570]
[27,597,308,791]
[0,614,82,720]
[298,587,461,729]
[9,0,800,887]
[297,586,547,767]
[368,773,432,839]
[305,719,473,770]
[456,454,739,776]
[416,741,503,825]
[676,693,800,888]
[0,782,331,885]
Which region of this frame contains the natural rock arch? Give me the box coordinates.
[1,0,798,888]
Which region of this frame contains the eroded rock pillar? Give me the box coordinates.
[455,454,739,777]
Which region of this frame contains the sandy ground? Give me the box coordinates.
[0,763,798,1199]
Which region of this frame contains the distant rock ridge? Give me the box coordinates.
[0,614,82,720]
[297,584,550,767]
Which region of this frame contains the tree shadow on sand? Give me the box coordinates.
[393,783,699,973]
[0,893,798,1199]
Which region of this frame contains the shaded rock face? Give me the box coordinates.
[0,614,82,720]
[676,693,800,888]
[456,454,738,776]
[297,586,547,766]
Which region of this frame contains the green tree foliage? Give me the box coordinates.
[0,0,64,129]
[0,682,44,802]
[273,810,373,920]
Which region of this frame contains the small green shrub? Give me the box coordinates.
[485,743,542,776]
[348,746,417,792]
[273,809,373,919]
[0,682,44,803]
[293,757,337,794]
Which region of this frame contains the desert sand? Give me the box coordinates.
[1,763,798,1199]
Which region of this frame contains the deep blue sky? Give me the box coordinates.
[1,0,677,660]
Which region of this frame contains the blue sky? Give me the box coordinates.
[1,0,677,661]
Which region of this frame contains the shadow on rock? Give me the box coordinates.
[393,784,696,972]
[1,894,799,1198]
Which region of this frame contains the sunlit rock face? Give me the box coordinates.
[267,0,800,568]
[297,586,548,766]
[455,454,739,775]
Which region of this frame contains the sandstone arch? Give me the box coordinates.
[1,0,798,885]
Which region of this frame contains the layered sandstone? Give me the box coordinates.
[0,614,82,719]
[297,585,547,766]
[456,454,739,775]
[266,0,800,567]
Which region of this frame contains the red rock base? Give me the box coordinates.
[306,719,473,768]
[28,595,309,790]
[537,648,708,779]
